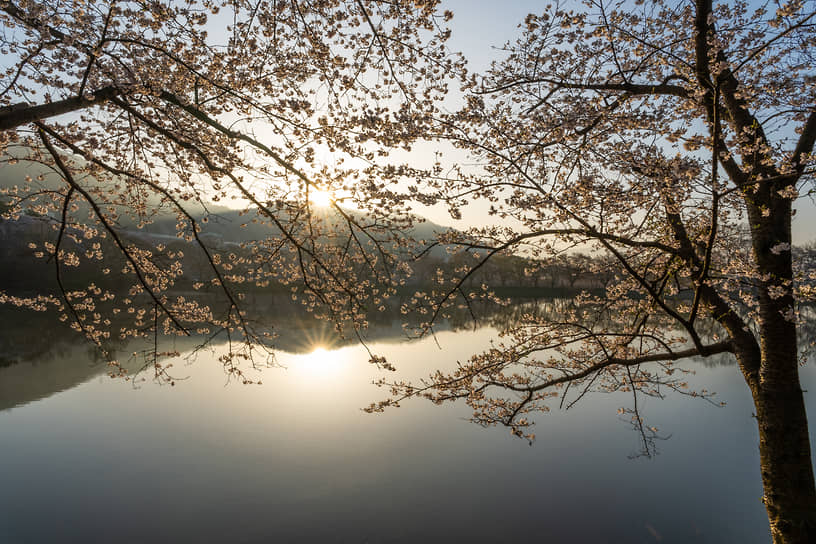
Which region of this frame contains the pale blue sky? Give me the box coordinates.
[442,0,545,70]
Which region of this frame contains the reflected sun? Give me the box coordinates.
[295,345,345,378]
[309,189,333,208]
[310,346,329,358]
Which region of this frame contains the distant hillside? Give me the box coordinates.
[1,154,454,252]
[138,204,453,250]
[0,159,614,295]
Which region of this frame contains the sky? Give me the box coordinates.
[441,0,544,71]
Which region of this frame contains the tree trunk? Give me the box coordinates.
[752,340,816,543]
[738,149,816,541]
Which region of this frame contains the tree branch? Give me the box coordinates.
[0,86,120,131]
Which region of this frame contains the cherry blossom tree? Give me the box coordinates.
[3,1,816,542]
[0,0,458,378]
[368,1,816,542]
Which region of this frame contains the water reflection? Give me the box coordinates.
[1,294,807,413]
[0,295,550,410]
[1,299,815,543]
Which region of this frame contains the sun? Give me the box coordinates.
[309,188,333,208]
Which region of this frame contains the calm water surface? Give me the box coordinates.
[1,305,815,543]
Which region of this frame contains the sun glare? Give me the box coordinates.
[293,345,346,379]
[309,189,333,208]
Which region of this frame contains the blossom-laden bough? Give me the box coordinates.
[0,0,460,380]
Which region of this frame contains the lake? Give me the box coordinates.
[1,299,814,543]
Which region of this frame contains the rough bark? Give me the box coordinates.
[750,207,816,543]
[753,358,816,543]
